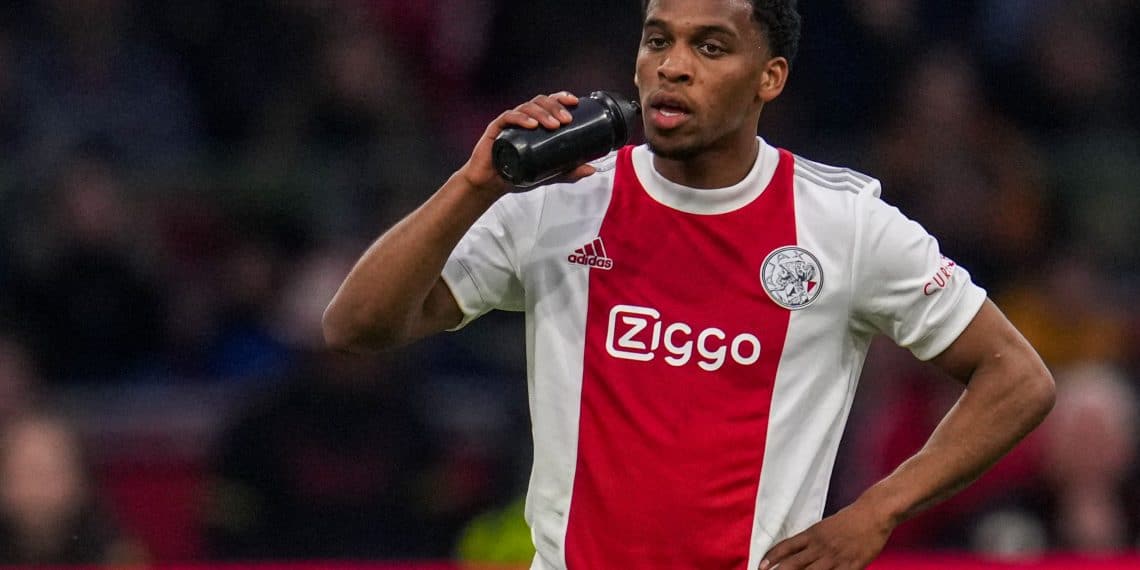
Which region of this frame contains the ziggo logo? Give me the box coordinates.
[605,304,762,372]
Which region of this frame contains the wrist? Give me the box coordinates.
[853,483,909,531]
[456,163,512,202]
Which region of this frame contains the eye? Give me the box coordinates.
[697,42,727,57]
[644,36,669,50]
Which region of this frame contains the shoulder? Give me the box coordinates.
[790,153,880,199]
[784,152,886,234]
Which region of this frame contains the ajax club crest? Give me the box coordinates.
[761,246,823,310]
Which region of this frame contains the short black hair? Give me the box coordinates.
[641,0,801,66]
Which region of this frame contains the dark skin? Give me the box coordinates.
[324,1,1054,568]
[637,0,788,188]
[760,298,1054,569]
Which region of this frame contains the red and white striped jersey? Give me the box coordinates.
[441,138,986,570]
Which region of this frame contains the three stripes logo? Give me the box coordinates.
[568,237,614,270]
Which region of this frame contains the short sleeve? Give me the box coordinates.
[441,195,534,330]
[850,182,987,360]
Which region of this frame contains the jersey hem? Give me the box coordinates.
[911,285,987,361]
[440,258,486,331]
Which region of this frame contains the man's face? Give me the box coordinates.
[636,0,768,159]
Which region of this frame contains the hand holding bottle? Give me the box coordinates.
[493,90,641,188]
[458,91,640,196]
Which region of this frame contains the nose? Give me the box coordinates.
[657,51,693,84]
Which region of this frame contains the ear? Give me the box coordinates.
[756,56,789,104]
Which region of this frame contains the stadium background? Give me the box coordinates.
[0,0,1138,567]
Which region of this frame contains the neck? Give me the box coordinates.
[652,134,760,189]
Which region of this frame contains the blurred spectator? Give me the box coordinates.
[873,46,1050,288]
[958,363,1140,555]
[998,253,1129,368]
[0,412,144,564]
[368,0,493,101]
[0,334,41,420]
[202,234,295,382]
[139,1,319,147]
[148,199,305,382]
[14,0,201,174]
[1048,131,1140,276]
[202,247,493,559]
[974,3,1140,275]
[989,1,1133,134]
[201,350,451,559]
[19,151,167,383]
[242,4,445,242]
[1022,3,1140,274]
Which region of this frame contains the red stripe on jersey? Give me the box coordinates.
[566,146,796,569]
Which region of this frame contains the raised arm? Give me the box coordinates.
[322,92,595,352]
[761,299,1055,569]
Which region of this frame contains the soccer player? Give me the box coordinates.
[323,0,1056,568]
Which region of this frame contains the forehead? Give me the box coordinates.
[643,0,757,34]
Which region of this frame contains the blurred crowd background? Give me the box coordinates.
[1,0,1139,565]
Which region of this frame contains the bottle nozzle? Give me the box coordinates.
[590,91,641,146]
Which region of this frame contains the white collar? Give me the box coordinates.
[631,137,779,215]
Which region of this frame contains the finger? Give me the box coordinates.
[498,110,540,130]
[549,90,579,106]
[558,163,597,183]
[762,535,810,570]
[769,546,820,570]
[517,101,562,129]
[533,94,574,124]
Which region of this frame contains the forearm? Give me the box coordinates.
[757,364,1051,570]
[323,172,500,351]
[324,92,589,351]
[855,352,1055,527]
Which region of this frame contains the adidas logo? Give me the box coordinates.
[568,237,614,270]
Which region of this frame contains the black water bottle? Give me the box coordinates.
[493,91,641,188]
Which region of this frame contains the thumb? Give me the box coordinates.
[560,163,597,183]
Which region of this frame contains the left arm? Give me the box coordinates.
[761,299,1055,570]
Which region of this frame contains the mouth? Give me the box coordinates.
[647,92,693,130]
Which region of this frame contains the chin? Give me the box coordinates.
[646,138,703,161]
